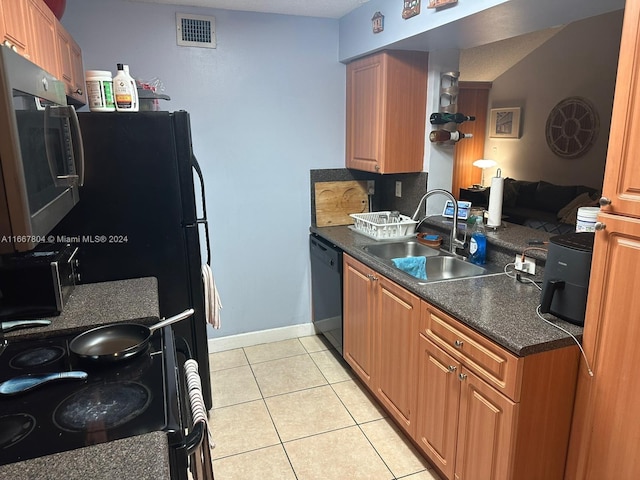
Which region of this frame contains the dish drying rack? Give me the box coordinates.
[349,211,418,241]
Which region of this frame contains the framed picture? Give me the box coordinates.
[427,0,458,8]
[489,107,521,138]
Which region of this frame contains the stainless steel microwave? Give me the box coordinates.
[0,45,84,254]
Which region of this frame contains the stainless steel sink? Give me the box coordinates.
[362,241,441,260]
[422,256,486,282]
[362,240,487,282]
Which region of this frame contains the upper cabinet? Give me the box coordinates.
[346,50,428,174]
[0,0,30,57]
[1,0,85,105]
[25,0,57,78]
[55,22,85,104]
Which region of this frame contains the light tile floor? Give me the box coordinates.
[208,335,443,480]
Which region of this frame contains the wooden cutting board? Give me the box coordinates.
[315,180,369,227]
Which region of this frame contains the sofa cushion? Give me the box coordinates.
[534,181,579,213]
[502,178,520,208]
[514,181,539,208]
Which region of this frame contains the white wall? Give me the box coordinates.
[63,0,345,338]
[485,11,623,188]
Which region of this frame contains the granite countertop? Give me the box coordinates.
[310,222,583,356]
[0,432,171,480]
[1,277,171,480]
[4,277,160,340]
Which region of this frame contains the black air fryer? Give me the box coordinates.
[540,232,595,326]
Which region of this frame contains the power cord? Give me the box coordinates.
[536,304,594,377]
[504,261,593,376]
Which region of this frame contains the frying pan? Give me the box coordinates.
[69,308,194,363]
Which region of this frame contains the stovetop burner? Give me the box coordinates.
[0,414,35,449]
[10,346,65,369]
[54,381,152,432]
[0,327,181,467]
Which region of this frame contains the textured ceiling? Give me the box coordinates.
[129,0,370,18]
[460,26,564,82]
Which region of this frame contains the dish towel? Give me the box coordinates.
[392,256,427,280]
[202,264,222,329]
[185,359,215,480]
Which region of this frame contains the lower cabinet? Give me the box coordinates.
[343,254,419,431]
[343,253,581,480]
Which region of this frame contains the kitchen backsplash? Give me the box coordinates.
[310,168,427,227]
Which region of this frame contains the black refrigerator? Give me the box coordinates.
[52,110,213,409]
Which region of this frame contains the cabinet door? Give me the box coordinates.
[455,368,517,480]
[374,275,420,432]
[346,53,384,173]
[600,0,640,218]
[25,0,57,77]
[345,50,428,174]
[55,21,85,103]
[0,0,29,57]
[566,213,640,479]
[414,335,460,480]
[69,35,85,103]
[343,255,375,387]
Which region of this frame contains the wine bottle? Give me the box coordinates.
[429,130,473,143]
[429,112,476,125]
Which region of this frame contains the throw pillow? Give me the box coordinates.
[558,192,599,225]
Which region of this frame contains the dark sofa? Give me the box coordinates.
[501,179,600,234]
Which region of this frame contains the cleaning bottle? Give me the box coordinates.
[469,216,487,265]
[113,63,139,112]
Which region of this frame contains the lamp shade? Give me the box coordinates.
[472,159,497,169]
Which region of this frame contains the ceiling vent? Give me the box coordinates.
[176,13,216,48]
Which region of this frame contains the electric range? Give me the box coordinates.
[0,326,190,475]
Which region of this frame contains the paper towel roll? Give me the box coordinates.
[487,174,504,227]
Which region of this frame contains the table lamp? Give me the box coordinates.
[472,159,497,188]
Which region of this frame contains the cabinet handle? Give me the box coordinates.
[448,365,457,373]
[374,164,380,171]
[366,274,378,281]
[599,197,612,207]
[595,222,606,231]
[458,373,467,381]
[454,340,464,348]
[74,88,83,95]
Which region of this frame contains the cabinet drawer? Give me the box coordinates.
[421,301,522,401]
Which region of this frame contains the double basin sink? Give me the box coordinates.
[362,240,487,284]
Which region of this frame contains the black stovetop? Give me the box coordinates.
[0,326,181,466]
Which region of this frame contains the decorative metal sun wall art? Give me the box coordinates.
[545,97,599,159]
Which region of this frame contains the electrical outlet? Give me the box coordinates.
[514,255,536,274]
[395,181,402,197]
[367,180,375,196]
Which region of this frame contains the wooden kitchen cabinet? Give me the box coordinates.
[415,335,460,479]
[566,214,640,479]
[0,0,30,57]
[1,0,86,105]
[55,21,85,104]
[565,2,640,478]
[417,301,579,480]
[25,0,57,78]
[343,255,375,387]
[345,50,428,174]
[374,272,420,431]
[343,254,420,430]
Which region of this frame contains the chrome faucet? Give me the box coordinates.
[411,189,465,255]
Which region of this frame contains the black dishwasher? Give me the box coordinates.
[309,234,343,355]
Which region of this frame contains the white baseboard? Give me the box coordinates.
[207,322,317,353]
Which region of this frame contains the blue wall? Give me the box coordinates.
[64,0,346,338]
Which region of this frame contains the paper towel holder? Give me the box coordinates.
[472,159,497,187]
